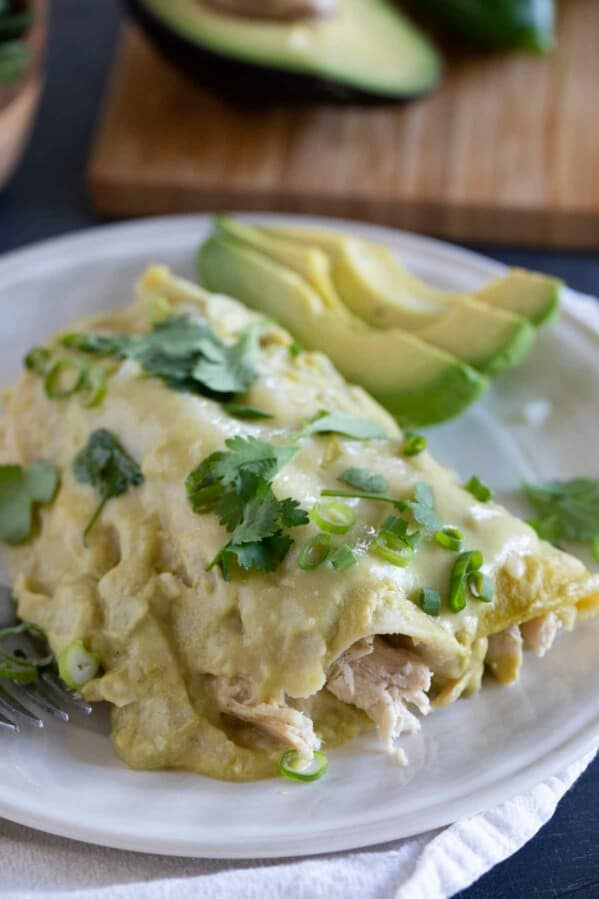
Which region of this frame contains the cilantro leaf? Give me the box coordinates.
[59,316,262,401]
[279,497,310,528]
[0,461,58,545]
[227,479,284,545]
[73,430,144,542]
[187,437,307,580]
[524,478,599,551]
[192,322,262,394]
[296,411,388,441]
[339,467,388,494]
[211,436,297,488]
[214,533,294,582]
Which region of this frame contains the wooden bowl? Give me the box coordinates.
[0,0,47,190]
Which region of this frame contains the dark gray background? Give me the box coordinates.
[0,2,597,896]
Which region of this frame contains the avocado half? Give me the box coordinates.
[126,0,441,104]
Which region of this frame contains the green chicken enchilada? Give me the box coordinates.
[1,265,597,781]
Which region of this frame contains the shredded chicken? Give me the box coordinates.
[486,625,523,684]
[520,613,561,657]
[326,636,432,752]
[213,676,320,762]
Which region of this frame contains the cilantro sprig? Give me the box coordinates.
[58,315,263,400]
[0,461,58,545]
[321,480,442,534]
[73,430,144,542]
[524,478,599,557]
[294,411,388,441]
[186,436,308,580]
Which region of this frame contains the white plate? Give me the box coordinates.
[0,215,597,859]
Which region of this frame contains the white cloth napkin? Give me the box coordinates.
[1,750,594,899]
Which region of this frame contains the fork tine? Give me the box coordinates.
[41,671,93,715]
[0,710,18,733]
[0,686,43,728]
[19,683,70,723]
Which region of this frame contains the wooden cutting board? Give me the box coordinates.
[88,0,599,249]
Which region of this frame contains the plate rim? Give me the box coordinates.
[0,212,597,859]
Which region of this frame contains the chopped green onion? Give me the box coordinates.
[435,526,464,552]
[311,500,357,535]
[44,358,87,399]
[24,347,50,374]
[81,365,107,408]
[279,749,328,783]
[468,571,495,603]
[448,550,483,612]
[58,640,100,690]
[298,532,332,570]
[402,432,427,456]
[0,623,53,684]
[288,341,303,358]
[465,475,494,503]
[380,515,422,550]
[591,536,599,563]
[371,530,415,568]
[330,544,357,571]
[223,403,274,421]
[420,587,441,617]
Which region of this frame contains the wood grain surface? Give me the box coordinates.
[89,0,599,248]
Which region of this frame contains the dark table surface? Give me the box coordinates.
[1,2,597,896]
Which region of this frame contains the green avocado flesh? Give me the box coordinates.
[260,225,560,373]
[134,0,441,101]
[198,233,488,427]
[219,219,535,376]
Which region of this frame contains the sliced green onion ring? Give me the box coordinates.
[298,532,332,570]
[435,526,464,552]
[448,550,484,612]
[330,543,357,571]
[371,530,415,567]
[464,475,494,503]
[311,500,357,535]
[81,365,107,408]
[402,432,427,456]
[420,587,441,616]
[279,749,328,783]
[58,640,100,690]
[24,346,51,374]
[44,357,87,399]
[468,571,495,603]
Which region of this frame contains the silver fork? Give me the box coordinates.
[0,585,92,732]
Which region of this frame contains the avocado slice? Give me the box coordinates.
[474,269,561,327]
[215,217,341,308]
[127,0,441,104]
[198,233,487,426]
[232,222,535,376]
[327,240,536,376]
[263,225,562,327]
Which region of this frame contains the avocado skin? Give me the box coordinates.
[198,233,488,427]
[469,317,536,377]
[374,364,486,428]
[424,0,555,53]
[127,0,438,105]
